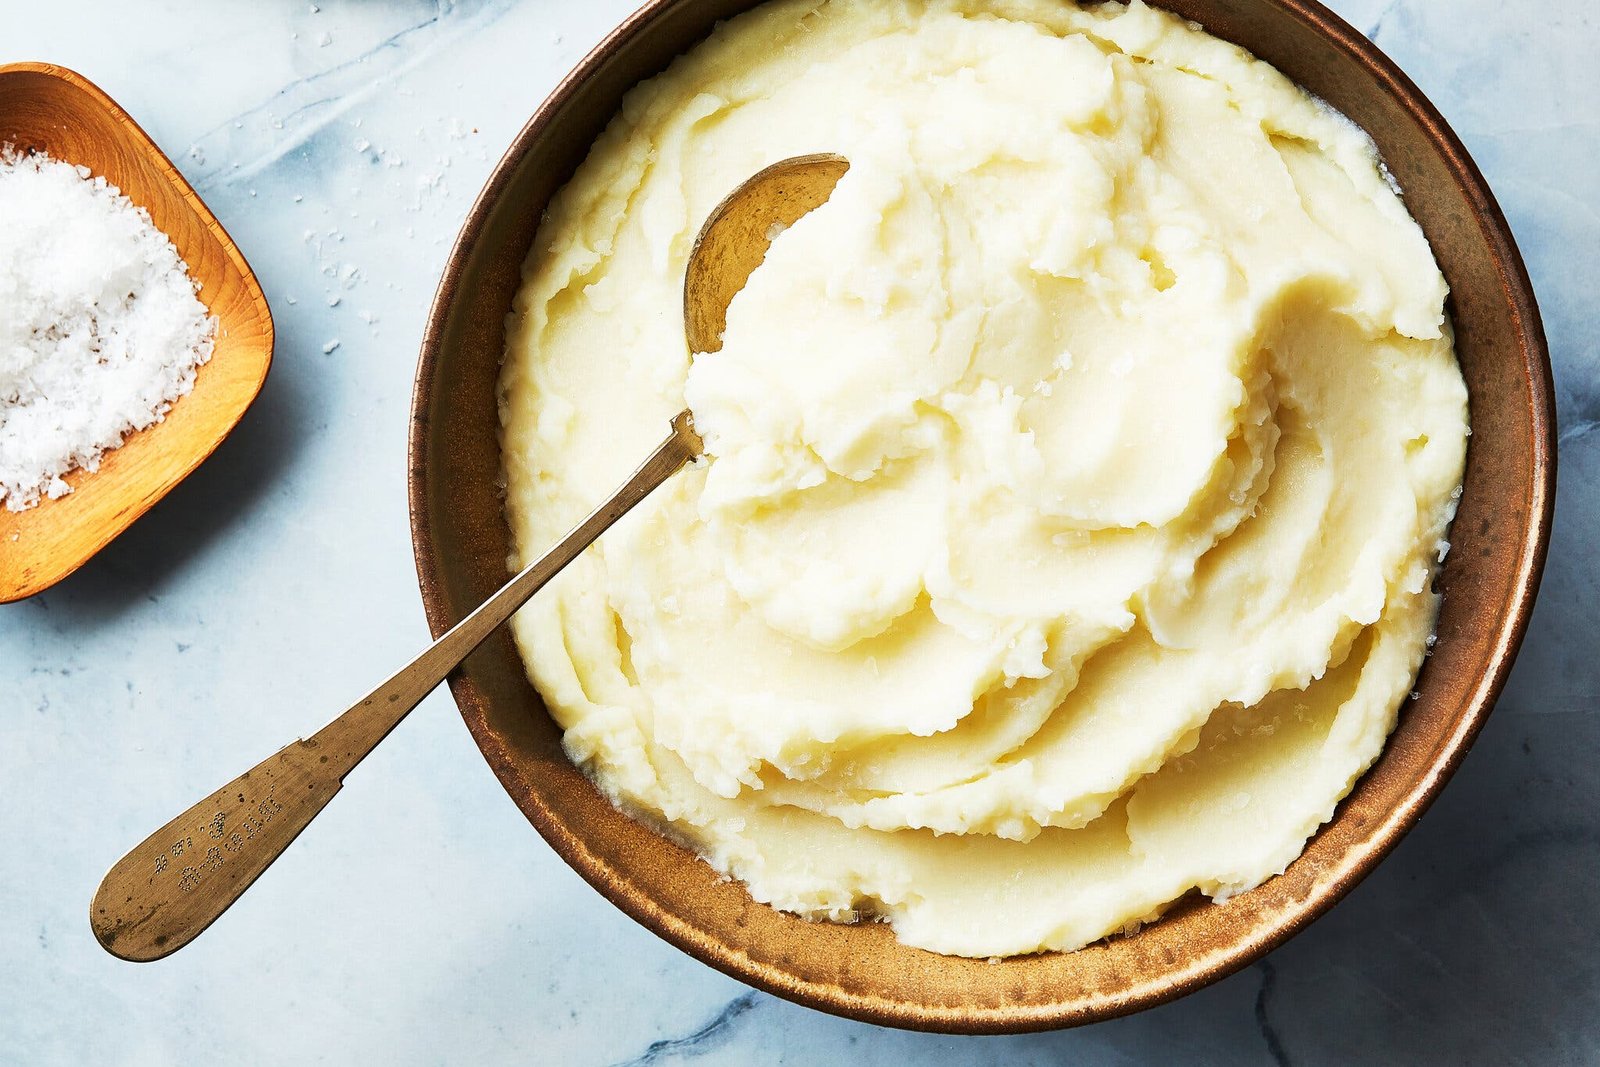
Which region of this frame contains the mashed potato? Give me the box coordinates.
[499,0,1468,957]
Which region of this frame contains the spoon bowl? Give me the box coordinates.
[684,152,849,356]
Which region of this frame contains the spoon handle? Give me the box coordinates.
[91,413,701,961]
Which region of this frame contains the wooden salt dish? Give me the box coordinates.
[0,63,272,602]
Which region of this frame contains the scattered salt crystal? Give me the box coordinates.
[322,339,341,355]
[353,138,371,153]
[317,31,332,47]
[326,295,342,307]
[0,147,217,511]
[357,310,378,325]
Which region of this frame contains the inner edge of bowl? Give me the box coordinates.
[408,0,1555,1034]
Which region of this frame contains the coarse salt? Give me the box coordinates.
[0,146,217,511]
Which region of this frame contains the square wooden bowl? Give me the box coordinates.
[0,62,272,602]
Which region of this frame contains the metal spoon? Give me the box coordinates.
[91,152,851,962]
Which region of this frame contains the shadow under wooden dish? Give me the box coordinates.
[0,62,273,603]
[409,0,1555,1035]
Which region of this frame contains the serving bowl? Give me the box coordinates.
[0,63,273,603]
[409,0,1554,1033]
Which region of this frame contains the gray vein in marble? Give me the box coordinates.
[611,991,762,1067]
[1558,418,1598,445]
[1253,961,1291,1067]
[1364,0,1404,41]
[1523,178,1600,243]
[188,0,513,191]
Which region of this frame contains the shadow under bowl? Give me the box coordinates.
[408,0,1554,1034]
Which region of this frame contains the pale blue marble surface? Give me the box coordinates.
[2,1,1596,1063]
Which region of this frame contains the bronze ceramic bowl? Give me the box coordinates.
[409,0,1555,1034]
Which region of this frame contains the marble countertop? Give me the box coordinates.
[3,1,1596,1062]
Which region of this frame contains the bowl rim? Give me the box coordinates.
[0,61,275,603]
[408,0,1556,1033]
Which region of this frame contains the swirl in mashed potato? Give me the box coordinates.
[499,0,1468,956]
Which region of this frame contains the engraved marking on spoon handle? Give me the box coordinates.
[90,417,699,962]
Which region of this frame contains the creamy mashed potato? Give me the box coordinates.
[499,0,1468,957]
